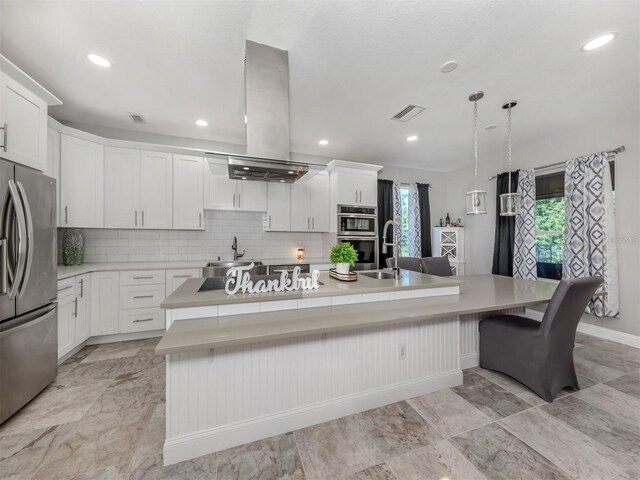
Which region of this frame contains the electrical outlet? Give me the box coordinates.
[398,344,407,360]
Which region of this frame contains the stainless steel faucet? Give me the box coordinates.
[381,220,400,279]
[231,236,245,261]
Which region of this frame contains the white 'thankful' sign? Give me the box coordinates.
[225,263,321,295]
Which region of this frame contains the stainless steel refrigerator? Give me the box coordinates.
[0,159,57,424]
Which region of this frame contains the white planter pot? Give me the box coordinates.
[336,263,350,274]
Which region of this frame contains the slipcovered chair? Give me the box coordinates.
[420,256,453,276]
[385,257,423,273]
[479,276,603,402]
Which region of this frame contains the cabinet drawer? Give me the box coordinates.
[120,270,165,286]
[119,307,164,333]
[120,284,165,310]
[166,268,201,297]
[57,278,76,299]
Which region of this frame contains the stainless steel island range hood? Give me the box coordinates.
[226,40,308,183]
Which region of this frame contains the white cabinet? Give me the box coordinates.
[0,71,48,171]
[140,151,173,229]
[104,148,173,229]
[46,127,60,226]
[166,268,200,297]
[90,271,119,336]
[432,227,465,276]
[119,270,165,334]
[75,274,91,344]
[291,170,330,232]
[204,158,266,212]
[60,134,104,228]
[173,154,204,230]
[265,182,291,231]
[57,294,75,359]
[104,147,140,228]
[333,168,377,206]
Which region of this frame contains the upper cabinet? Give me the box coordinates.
[204,158,267,212]
[60,134,104,228]
[0,71,48,171]
[291,169,330,232]
[265,182,291,231]
[173,154,204,230]
[104,147,173,229]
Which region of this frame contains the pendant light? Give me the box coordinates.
[466,91,487,215]
[499,100,521,216]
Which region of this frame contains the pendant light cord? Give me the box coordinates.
[507,104,512,194]
[474,99,478,191]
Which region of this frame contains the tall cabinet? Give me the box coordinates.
[173,154,204,230]
[432,227,465,275]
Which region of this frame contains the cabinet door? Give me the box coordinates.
[290,177,310,231]
[140,151,173,229]
[173,154,204,230]
[90,271,119,336]
[203,158,236,210]
[0,72,47,171]
[266,182,291,231]
[104,147,140,228]
[236,180,266,212]
[46,127,61,226]
[60,135,104,227]
[75,274,91,344]
[357,170,378,206]
[166,268,201,297]
[309,171,330,231]
[335,168,361,205]
[57,294,75,359]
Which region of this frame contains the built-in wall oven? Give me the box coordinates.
[337,205,378,270]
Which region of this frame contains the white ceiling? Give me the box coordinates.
[1,0,638,171]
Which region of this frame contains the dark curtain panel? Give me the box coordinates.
[492,170,520,276]
[377,179,394,268]
[416,183,432,257]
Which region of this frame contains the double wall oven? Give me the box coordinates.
[337,205,377,270]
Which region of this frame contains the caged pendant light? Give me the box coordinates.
[499,101,521,216]
[466,91,488,215]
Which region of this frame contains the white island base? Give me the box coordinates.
[158,274,552,465]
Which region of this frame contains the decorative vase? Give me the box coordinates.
[336,262,350,274]
[62,229,85,266]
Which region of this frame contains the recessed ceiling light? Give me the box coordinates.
[280,180,285,183]
[484,124,498,130]
[88,54,111,68]
[581,33,617,52]
[195,119,208,127]
[440,60,458,73]
[243,166,250,170]
[241,177,247,180]
[288,171,294,174]
[406,135,418,142]
[318,139,329,146]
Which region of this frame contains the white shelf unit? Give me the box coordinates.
[432,227,465,276]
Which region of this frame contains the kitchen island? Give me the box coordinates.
[156,273,557,465]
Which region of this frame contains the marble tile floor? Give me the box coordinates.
[0,333,638,480]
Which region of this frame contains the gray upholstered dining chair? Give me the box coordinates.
[385,257,423,273]
[479,276,603,402]
[420,256,453,276]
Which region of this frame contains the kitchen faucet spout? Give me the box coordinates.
[381,220,400,279]
[232,236,245,261]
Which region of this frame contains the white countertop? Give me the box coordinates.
[57,257,333,280]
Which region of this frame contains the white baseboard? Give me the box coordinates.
[460,352,479,369]
[163,370,462,466]
[86,330,164,345]
[525,308,640,348]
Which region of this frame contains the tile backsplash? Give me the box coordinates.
[59,211,332,264]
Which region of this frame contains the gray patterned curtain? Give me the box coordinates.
[393,184,421,257]
[513,169,537,279]
[563,153,619,317]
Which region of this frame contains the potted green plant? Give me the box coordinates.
[330,242,358,274]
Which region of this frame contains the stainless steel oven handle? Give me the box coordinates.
[15,181,34,296]
[7,180,27,300]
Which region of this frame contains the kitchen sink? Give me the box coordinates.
[202,260,267,278]
[360,270,398,280]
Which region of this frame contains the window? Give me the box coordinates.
[535,162,615,280]
[397,185,411,257]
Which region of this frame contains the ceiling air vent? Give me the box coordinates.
[390,104,425,122]
[128,112,147,124]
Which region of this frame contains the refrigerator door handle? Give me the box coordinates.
[15,181,34,296]
[0,239,6,295]
[6,180,27,300]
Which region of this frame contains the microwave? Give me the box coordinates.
[337,205,377,236]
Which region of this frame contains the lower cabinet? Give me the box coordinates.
[90,271,120,336]
[75,274,91,344]
[119,307,164,333]
[56,274,91,359]
[57,293,76,359]
[166,268,200,297]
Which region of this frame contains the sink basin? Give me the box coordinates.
[360,270,398,280]
[203,260,267,278]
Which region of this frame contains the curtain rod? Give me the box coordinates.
[395,182,433,188]
[487,145,625,180]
